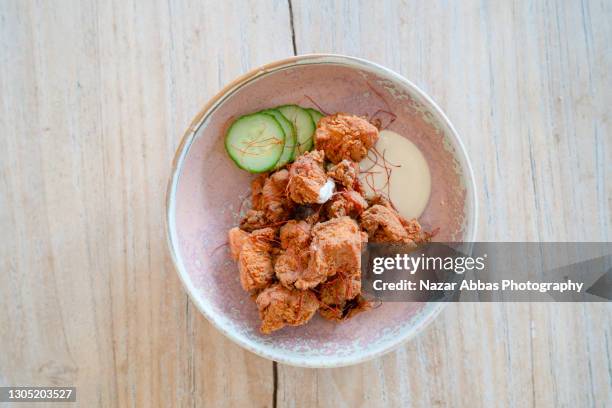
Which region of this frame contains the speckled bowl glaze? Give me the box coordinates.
[166,55,477,367]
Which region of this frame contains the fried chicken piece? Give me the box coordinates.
[261,169,293,222]
[316,246,364,320]
[240,209,268,232]
[319,271,361,305]
[238,228,275,291]
[318,304,343,321]
[366,195,432,244]
[360,204,412,244]
[297,217,362,290]
[399,217,431,244]
[319,295,372,322]
[326,190,369,219]
[294,205,323,225]
[344,296,372,318]
[228,227,249,260]
[275,221,312,288]
[279,220,311,249]
[327,159,359,189]
[256,284,319,333]
[287,150,335,204]
[360,204,422,245]
[367,194,395,209]
[251,174,267,210]
[305,211,322,225]
[314,113,379,164]
[275,250,310,289]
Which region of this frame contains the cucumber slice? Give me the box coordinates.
[225,113,285,173]
[277,105,316,156]
[306,108,324,126]
[261,108,296,167]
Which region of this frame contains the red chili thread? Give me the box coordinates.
[303,94,331,116]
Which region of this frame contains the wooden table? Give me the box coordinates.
[1,1,610,406]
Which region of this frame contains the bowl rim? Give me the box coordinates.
[165,54,479,368]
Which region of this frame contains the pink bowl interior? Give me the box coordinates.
[168,56,474,366]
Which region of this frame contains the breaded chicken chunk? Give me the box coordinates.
[365,196,432,243]
[228,227,249,260]
[275,250,310,289]
[250,174,267,211]
[317,226,370,322]
[319,295,372,322]
[319,271,361,305]
[360,204,411,244]
[297,217,363,290]
[287,150,334,204]
[279,220,311,249]
[293,204,322,225]
[327,159,359,189]
[261,169,293,222]
[367,194,394,209]
[240,170,293,231]
[240,209,268,232]
[275,221,312,288]
[360,204,426,245]
[326,190,369,219]
[315,225,366,320]
[400,217,430,244]
[314,114,379,163]
[238,228,275,291]
[256,284,319,333]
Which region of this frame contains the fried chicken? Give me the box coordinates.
[360,204,411,244]
[261,169,293,222]
[228,227,249,260]
[251,174,267,211]
[319,295,372,322]
[275,221,312,288]
[240,209,268,232]
[296,217,363,290]
[314,219,367,319]
[400,217,431,244]
[360,204,425,246]
[240,171,293,231]
[256,284,319,333]
[287,150,335,204]
[366,195,432,244]
[238,228,276,291]
[367,194,396,211]
[319,271,361,305]
[275,251,309,289]
[326,190,369,219]
[314,113,379,163]
[279,220,311,249]
[327,159,359,189]
[228,111,435,333]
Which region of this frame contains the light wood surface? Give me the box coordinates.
[0,1,609,407]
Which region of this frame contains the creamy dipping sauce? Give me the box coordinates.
[359,130,431,219]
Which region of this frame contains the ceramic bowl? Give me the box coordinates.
[166,54,477,367]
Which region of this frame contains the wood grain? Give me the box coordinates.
[0,0,609,407]
[285,0,611,407]
[0,0,293,406]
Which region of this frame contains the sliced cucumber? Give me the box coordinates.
[306,108,324,126]
[225,113,285,173]
[261,108,296,167]
[277,105,316,156]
